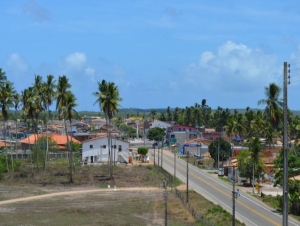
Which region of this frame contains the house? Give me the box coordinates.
[150,120,172,129]
[20,134,81,151]
[182,138,210,156]
[81,136,130,164]
[166,125,199,145]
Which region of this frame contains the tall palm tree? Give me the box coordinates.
[0,80,17,172]
[33,75,45,170]
[149,109,157,122]
[247,136,266,191]
[22,86,43,171]
[258,83,283,130]
[0,68,7,82]
[12,92,21,171]
[201,99,209,127]
[59,91,78,183]
[42,75,56,185]
[93,80,122,178]
[56,75,71,116]
[56,75,74,183]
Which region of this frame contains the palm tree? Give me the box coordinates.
[0,68,7,82]
[56,75,74,183]
[12,92,21,171]
[261,123,277,156]
[42,75,56,185]
[22,86,43,171]
[248,136,266,192]
[56,75,71,116]
[149,109,157,122]
[0,80,17,172]
[59,91,78,183]
[201,99,209,127]
[258,83,283,130]
[32,75,45,170]
[93,80,122,179]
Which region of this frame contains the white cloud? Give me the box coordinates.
[183,41,280,92]
[5,53,28,74]
[63,52,87,72]
[290,45,300,62]
[23,0,51,22]
[85,66,95,82]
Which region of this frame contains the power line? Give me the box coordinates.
[288,67,300,72]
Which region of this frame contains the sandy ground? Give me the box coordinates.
[0,187,161,205]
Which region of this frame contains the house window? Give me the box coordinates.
[118,145,122,152]
[90,145,93,149]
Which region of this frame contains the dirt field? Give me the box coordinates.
[0,159,197,226]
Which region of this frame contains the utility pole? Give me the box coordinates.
[283,62,289,226]
[174,146,176,182]
[232,166,235,226]
[154,145,156,166]
[161,139,163,169]
[186,151,189,204]
[163,179,168,226]
[217,138,220,170]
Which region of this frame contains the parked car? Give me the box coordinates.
[218,168,224,177]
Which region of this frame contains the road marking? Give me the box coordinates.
[161,152,281,226]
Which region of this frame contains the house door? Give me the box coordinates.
[91,156,93,163]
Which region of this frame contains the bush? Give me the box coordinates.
[137,147,148,156]
[0,155,22,180]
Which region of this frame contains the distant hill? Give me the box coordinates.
[77,108,300,116]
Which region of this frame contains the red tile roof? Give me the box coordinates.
[20,134,81,145]
[0,140,10,147]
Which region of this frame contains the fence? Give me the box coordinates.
[7,152,79,160]
[174,188,214,226]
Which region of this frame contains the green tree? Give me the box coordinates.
[93,80,122,179]
[208,138,232,165]
[146,127,166,142]
[242,136,266,184]
[137,147,148,156]
[56,75,75,183]
[273,146,300,214]
[149,109,157,121]
[42,75,56,184]
[258,83,283,130]
[0,80,17,173]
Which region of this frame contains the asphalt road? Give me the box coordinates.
[150,148,300,226]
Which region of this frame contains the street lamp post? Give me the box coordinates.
[232,166,236,226]
[174,145,176,182]
[154,144,156,166]
[161,139,163,168]
[252,161,255,194]
[217,139,220,170]
[186,151,189,204]
[158,144,160,167]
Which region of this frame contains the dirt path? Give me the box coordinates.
[0,187,161,205]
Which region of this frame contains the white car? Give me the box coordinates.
[218,168,224,176]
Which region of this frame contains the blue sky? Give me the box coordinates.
[1,0,300,111]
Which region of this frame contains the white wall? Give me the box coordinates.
[82,138,129,164]
[150,121,171,129]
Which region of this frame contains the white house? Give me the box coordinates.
[150,120,172,129]
[82,136,130,164]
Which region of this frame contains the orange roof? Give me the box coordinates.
[187,138,211,146]
[0,140,10,147]
[20,134,81,145]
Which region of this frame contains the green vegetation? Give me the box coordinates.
[137,146,148,156]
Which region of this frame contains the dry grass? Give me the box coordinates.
[0,158,245,226]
